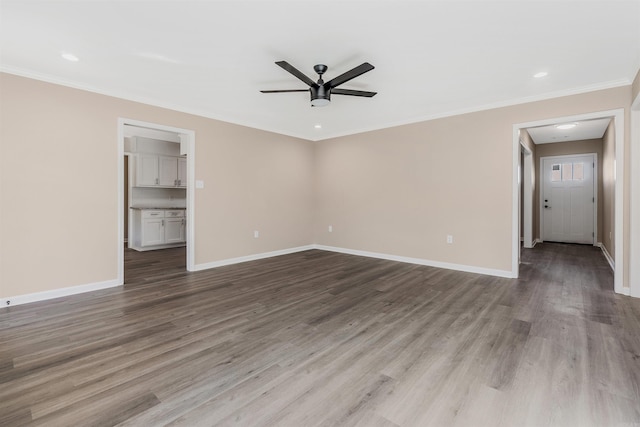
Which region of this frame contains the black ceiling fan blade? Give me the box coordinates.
[260,89,309,93]
[331,88,377,97]
[327,62,375,88]
[275,61,316,87]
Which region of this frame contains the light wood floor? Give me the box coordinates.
[1,244,639,426]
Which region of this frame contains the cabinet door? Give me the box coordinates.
[136,154,159,186]
[177,157,187,187]
[159,156,178,186]
[164,218,185,243]
[141,218,164,246]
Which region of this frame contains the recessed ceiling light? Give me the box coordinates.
[556,123,577,130]
[314,124,322,129]
[61,52,79,62]
[533,71,548,78]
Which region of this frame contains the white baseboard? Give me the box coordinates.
[192,245,315,271]
[314,245,515,278]
[1,242,518,308]
[598,243,615,271]
[1,279,121,307]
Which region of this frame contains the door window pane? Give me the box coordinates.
[562,163,573,181]
[551,164,561,181]
[573,162,584,180]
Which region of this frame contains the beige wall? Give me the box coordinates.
[0,72,634,300]
[534,138,604,242]
[314,86,631,275]
[0,73,314,298]
[602,121,616,257]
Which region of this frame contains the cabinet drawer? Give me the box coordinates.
[165,210,185,218]
[142,210,165,219]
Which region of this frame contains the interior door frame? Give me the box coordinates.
[539,153,598,245]
[117,118,196,285]
[520,142,534,249]
[631,93,640,297]
[513,108,625,295]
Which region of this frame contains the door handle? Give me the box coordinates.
[545,205,551,209]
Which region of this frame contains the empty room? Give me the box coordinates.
[1,1,640,426]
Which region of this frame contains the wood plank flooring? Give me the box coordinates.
[1,243,639,426]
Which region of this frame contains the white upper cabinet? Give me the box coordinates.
[177,157,187,188]
[136,154,161,186]
[134,154,186,188]
[159,156,179,186]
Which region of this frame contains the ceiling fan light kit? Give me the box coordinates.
[261,61,376,107]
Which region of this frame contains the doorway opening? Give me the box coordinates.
[117,118,195,286]
[513,109,625,294]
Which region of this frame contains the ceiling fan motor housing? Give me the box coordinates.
[311,85,330,106]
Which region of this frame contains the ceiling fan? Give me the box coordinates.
[261,61,377,107]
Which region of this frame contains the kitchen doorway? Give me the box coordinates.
[117,118,195,286]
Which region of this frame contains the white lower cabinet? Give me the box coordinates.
[164,213,186,244]
[141,216,165,246]
[132,209,186,251]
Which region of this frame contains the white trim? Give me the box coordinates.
[513,109,625,294]
[117,118,196,284]
[0,66,631,143]
[315,245,515,278]
[192,243,515,278]
[630,93,640,298]
[192,245,315,271]
[598,242,615,271]
[314,79,632,142]
[538,153,598,246]
[521,143,534,248]
[1,279,120,307]
[612,112,625,295]
[117,123,124,283]
[512,127,520,278]
[0,242,516,307]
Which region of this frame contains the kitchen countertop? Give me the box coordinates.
[130,206,187,210]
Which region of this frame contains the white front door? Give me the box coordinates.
[542,154,596,244]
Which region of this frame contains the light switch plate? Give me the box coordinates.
[195,180,204,189]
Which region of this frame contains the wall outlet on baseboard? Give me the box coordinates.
[328,225,333,232]
[254,230,259,238]
[447,235,453,244]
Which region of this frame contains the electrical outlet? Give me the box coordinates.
[254,230,259,238]
[447,235,453,244]
[328,225,333,232]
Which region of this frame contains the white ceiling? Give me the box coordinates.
[1,1,639,141]
[526,118,612,145]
